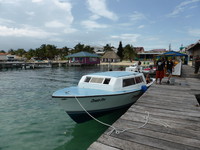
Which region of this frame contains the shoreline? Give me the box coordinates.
[100,60,154,66]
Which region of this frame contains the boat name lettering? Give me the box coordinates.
[91,98,106,103]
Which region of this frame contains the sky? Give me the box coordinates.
[0,0,200,51]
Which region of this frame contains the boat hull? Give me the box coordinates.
[67,102,133,123]
[54,90,143,123]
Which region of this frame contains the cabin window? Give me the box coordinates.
[135,76,144,83]
[84,77,91,82]
[123,78,136,87]
[84,77,110,84]
[90,77,104,83]
[103,78,111,84]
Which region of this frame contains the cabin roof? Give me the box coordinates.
[87,71,140,78]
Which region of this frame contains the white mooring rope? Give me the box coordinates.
[66,91,169,135]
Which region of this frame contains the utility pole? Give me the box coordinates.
[169,43,171,51]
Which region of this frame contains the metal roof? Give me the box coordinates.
[66,51,100,58]
[162,51,187,56]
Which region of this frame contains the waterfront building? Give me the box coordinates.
[101,51,120,63]
[135,47,145,53]
[93,46,104,55]
[0,53,8,61]
[186,40,200,66]
[66,51,100,66]
[0,53,23,62]
[137,49,167,61]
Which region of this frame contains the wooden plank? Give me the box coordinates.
[144,89,194,99]
[88,76,200,150]
[109,129,200,150]
[121,111,200,130]
[112,118,200,140]
[88,142,120,150]
[97,134,160,150]
[130,105,200,118]
[134,102,200,114]
[107,120,200,148]
[136,98,199,110]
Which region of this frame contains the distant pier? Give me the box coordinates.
[88,65,200,150]
[0,61,68,70]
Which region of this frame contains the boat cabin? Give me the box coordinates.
[78,71,146,92]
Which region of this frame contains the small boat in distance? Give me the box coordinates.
[125,63,142,72]
[142,65,156,75]
[52,71,154,123]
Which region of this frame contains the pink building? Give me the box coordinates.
[66,51,100,66]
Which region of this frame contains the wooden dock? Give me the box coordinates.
[0,61,67,70]
[88,66,200,150]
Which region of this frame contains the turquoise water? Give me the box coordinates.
[0,66,127,150]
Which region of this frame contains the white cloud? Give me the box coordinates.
[0,0,21,4]
[31,0,75,33]
[130,11,146,22]
[185,14,193,18]
[45,20,65,28]
[53,0,72,11]
[30,0,74,28]
[0,0,76,45]
[189,5,198,9]
[0,18,15,25]
[52,0,74,28]
[188,28,200,37]
[87,0,118,21]
[90,14,101,20]
[111,33,141,43]
[49,37,64,42]
[81,20,108,29]
[138,25,145,29]
[64,27,77,34]
[167,0,200,17]
[26,11,35,17]
[32,0,43,3]
[0,0,199,51]
[0,25,57,38]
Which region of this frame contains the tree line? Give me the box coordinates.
[0,41,138,62]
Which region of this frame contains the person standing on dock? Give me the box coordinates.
[137,61,142,72]
[166,58,174,84]
[155,58,165,84]
[194,55,200,74]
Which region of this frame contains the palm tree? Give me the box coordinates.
[103,44,113,52]
[59,47,69,60]
[123,44,137,62]
[73,43,85,53]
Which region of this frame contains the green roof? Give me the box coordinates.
[66,51,100,58]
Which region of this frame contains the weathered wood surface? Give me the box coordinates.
[88,77,200,150]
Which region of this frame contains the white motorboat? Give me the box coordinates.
[125,63,142,72]
[52,71,154,123]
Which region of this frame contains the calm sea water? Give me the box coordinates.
[0,65,127,150]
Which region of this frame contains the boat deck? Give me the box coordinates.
[88,75,200,149]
